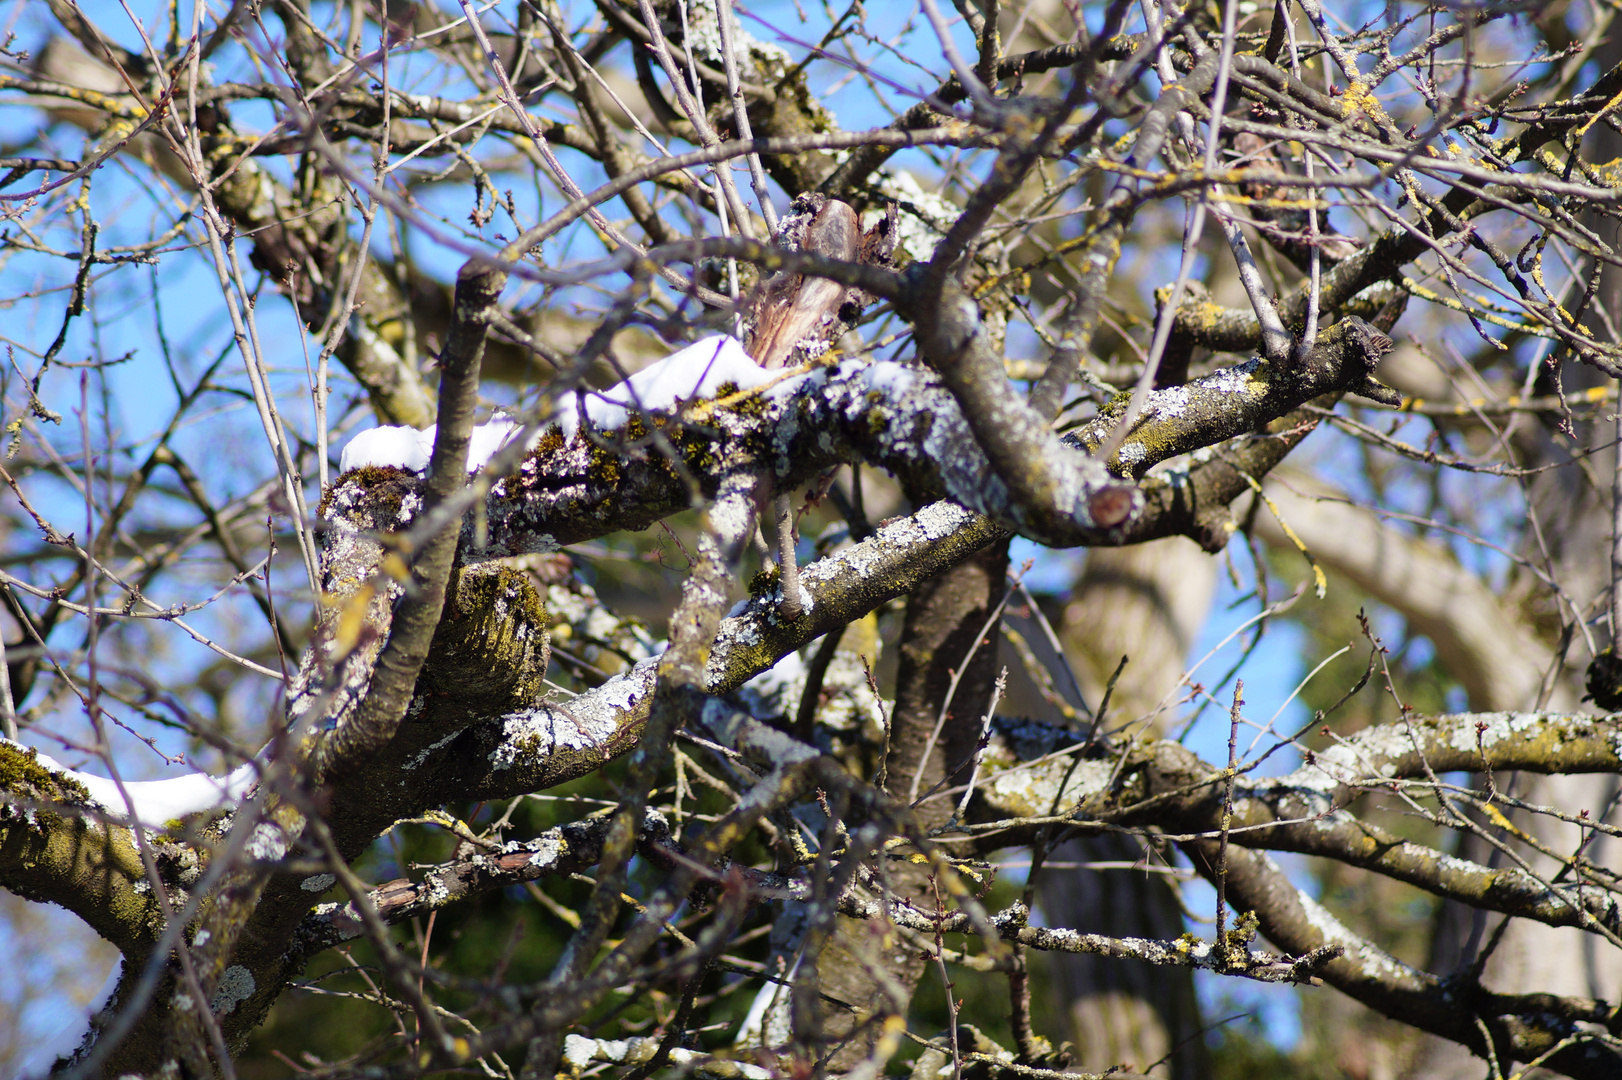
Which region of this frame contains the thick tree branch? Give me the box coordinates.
[322,315,1390,561]
[312,261,505,778]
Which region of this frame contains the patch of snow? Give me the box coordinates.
[338,414,538,475]
[468,417,523,470]
[565,1034,628,1065]
[763,369,814,399]
[555,336,775,438]
[18,744,258,825]
[339,425,434,473]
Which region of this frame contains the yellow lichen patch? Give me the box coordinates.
[425,564,551,709]
[1097,159,1163,182]
[1588,157,1622,188]
[1185,299,1239,330]
[0,742,91,802]
[584,440,623,486]
[317,464,418,517]
[1339,80,1383,120]
[0,745,159,949]
[1212,191,1330,212]
[1577,84,1622,139]
[748,563,782,596]
[0,74,140,118]
[533,424,566,456]
[1400,277,1550,338]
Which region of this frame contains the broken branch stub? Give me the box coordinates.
[744,193,898,368]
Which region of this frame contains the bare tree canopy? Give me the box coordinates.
[8,0,1622,1076]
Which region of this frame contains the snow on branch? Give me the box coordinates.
[327,319,1392,566]
[553,335,789,437]
[3,739,257,825]
[562,1035,772,1079]
[339,417,528,475]
[338,336,792,474]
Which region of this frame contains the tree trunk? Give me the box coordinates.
[802,540,1012,1067]
[1038,539,1216,1080]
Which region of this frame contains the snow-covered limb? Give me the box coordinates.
[2,739,257,825]
[330,316,1399,560]
[339,416,532,474]
[503,349,1131,551]
[554,335,790,438]
[299,316,1408,1073]
[562,1034,772,1079]
[338,336,790,474]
